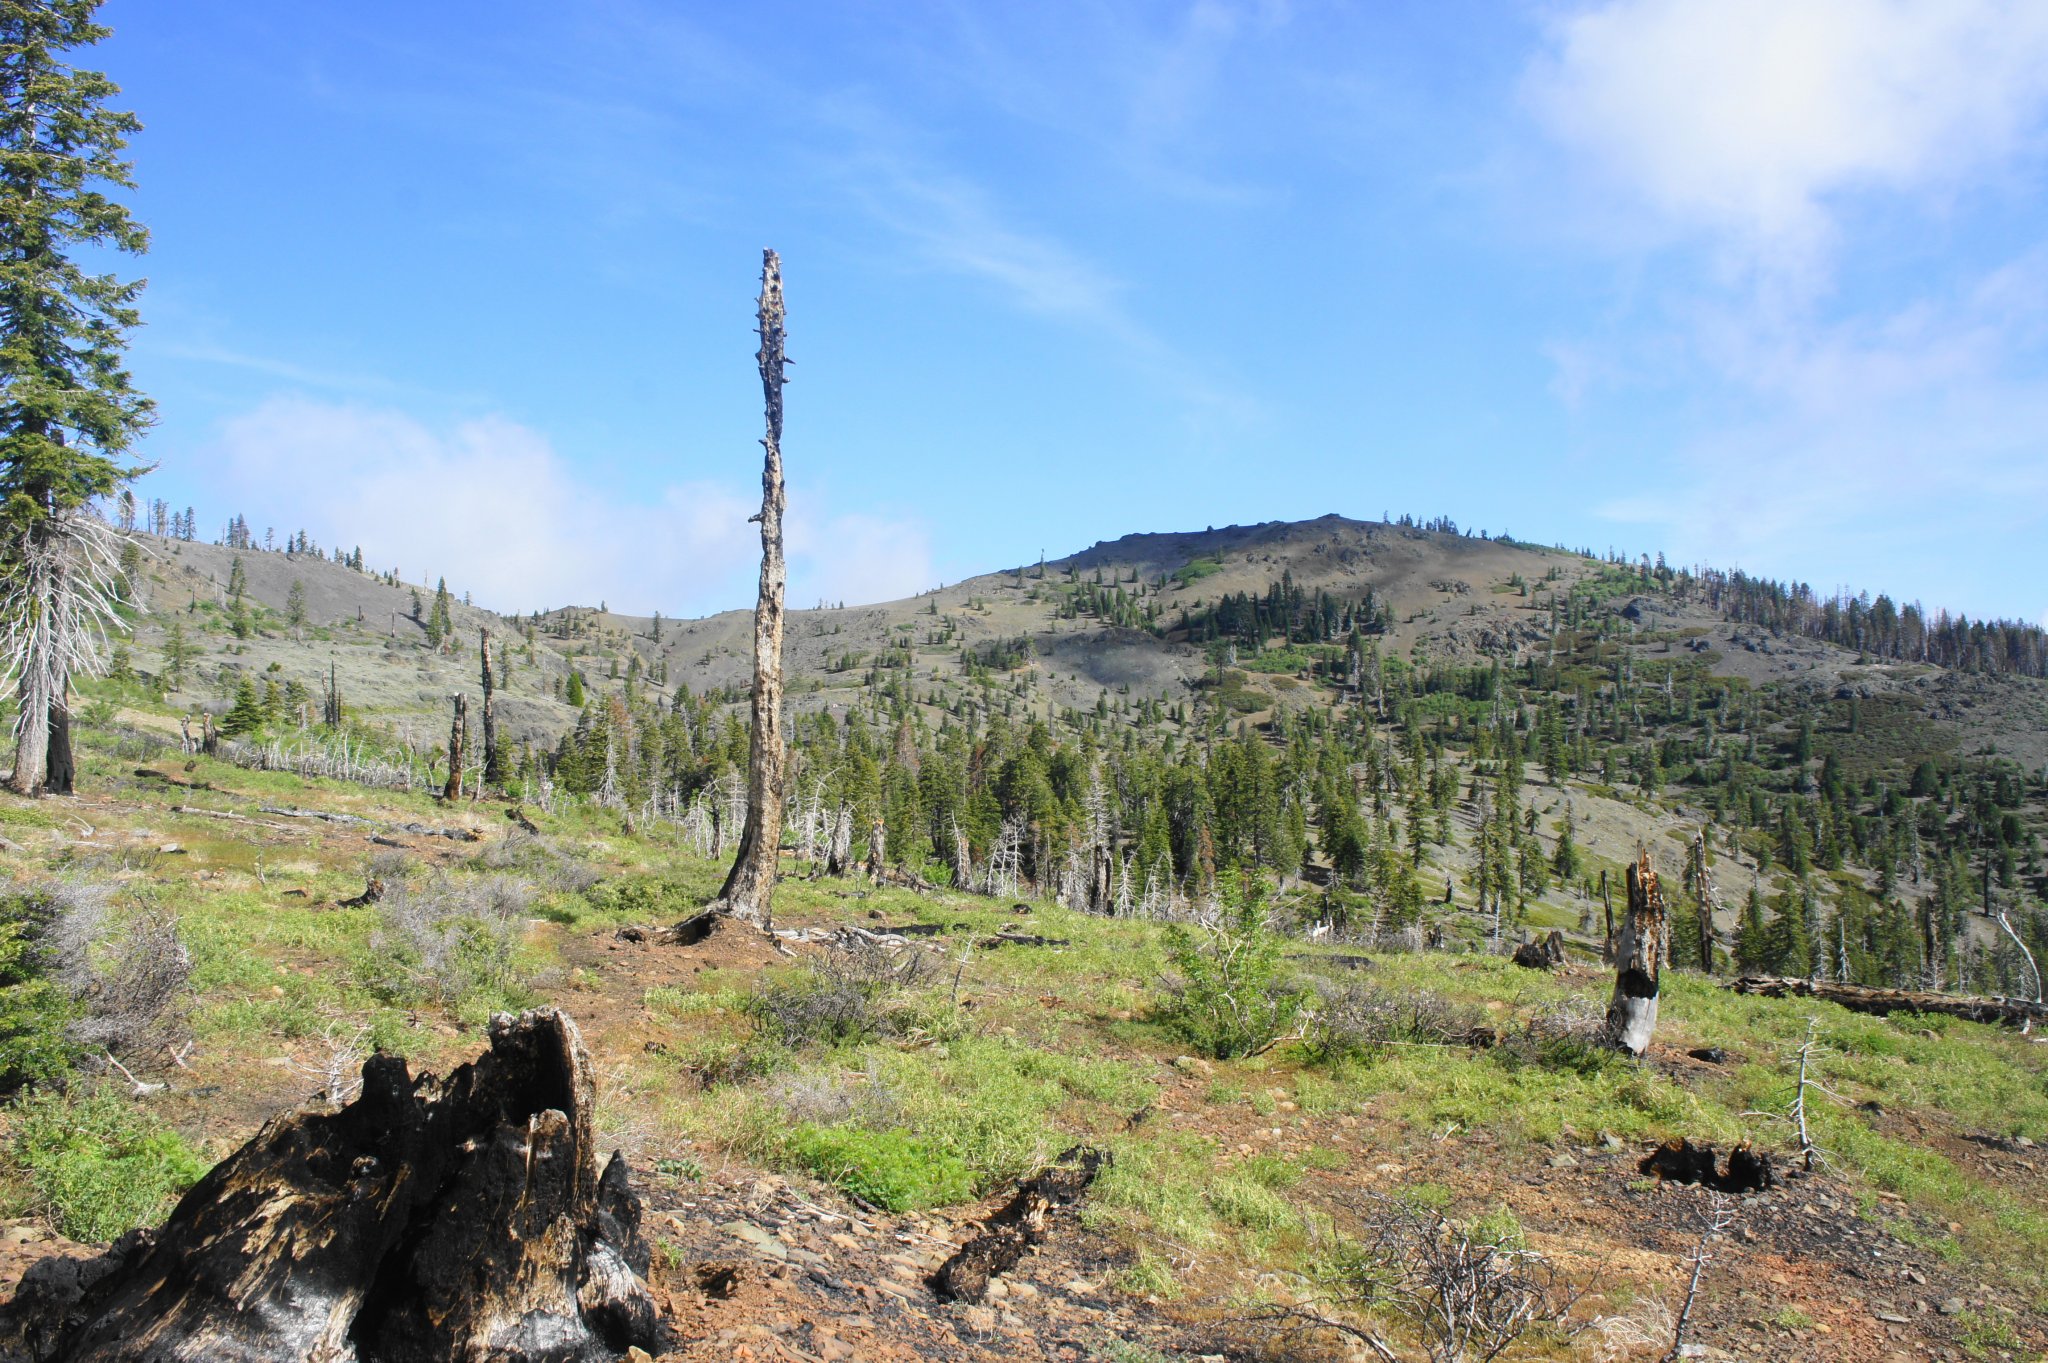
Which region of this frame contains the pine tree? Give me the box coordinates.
[0,0,153,794]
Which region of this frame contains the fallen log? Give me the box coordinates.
[932,1147,1107,1302]
[168,805,293,832]
[2,1008,659,1362]
[1725,976,2048,1028]
[976,932,1072,950]
[260,805,376,827]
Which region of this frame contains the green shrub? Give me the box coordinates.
[1159,878,1308,1059]
[8,1087,209,1242]
[785,1124,974,1211]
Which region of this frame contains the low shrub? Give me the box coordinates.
[784,1124,974,1211]
[749,940,935,1049]
[1159,878,1309,1060]
[0,878,190,1089]
[6,1086,209,1242]
[1302,979,1478,1063]
[366,871,532,1009]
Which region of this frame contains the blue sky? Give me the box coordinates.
[101,0,2048,622]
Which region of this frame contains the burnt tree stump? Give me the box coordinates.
[6,1008,658,1362]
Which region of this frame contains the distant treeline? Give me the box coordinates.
[1699,569,2047,679]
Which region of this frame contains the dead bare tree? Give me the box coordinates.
[1606,847,1667,1056]
[479,626,502,788]
[708,249,789,930]
[1684,829,1717,973]
[442,692,467,802]
[2,511,125,796]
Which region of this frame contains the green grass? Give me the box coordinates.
[4,1087,210,1243]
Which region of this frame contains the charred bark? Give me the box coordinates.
[3,1008,658,1362]
[479,627,502,789]
[711,249,790,931]
[931,1147,1107,1303]
[1606,848,1666,1056]
[443,692,466,803]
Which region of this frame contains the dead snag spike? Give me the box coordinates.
[480,626,502,789]
[1606,846,1666,1055]
[443,691,467,802]
[713,248,790,931]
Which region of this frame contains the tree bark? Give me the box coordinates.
[1606,848,1666,1055]
[44,688,72,795]
[443,692,466,803]
[714,249,789,930]
[479,627,501,788]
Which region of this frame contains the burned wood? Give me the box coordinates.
[1512,931,1567,970]
[931,1147,1107,1303]
[442,692,467,803]
[338,878,385,909]
[3,1008,658,1363]
[132,768,212,792]
[506,805,541,835]
[1725,976,2048,1028]
[1638,1138,1776,1194]
[1606,848,1666,1056]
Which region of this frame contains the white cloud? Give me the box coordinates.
[179,397,932,616]
[1525,0,2048,270]
[1521,1,2048,619]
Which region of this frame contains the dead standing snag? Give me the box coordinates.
[1606,848,1666,1056]
[690,249,789,937]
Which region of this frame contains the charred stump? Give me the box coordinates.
[1606,848,1666,1056]
[4,1008,658,1362]
[442,691,467,803]
[1512,930,1567,970]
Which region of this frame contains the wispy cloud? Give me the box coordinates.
[1524,0,2048,280]
[164,397,934,616]
[1520,0,2048,614]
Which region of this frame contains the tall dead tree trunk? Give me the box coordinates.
[1598,867,1614,962]
[479,626,502,788]
[1606,847,1666,1056]
[443,692,467,803]
[1687,830,1717,973]
[712,249,790,930]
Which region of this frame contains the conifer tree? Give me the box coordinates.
[0,0,152,794]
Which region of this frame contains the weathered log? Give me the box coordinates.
[1725,976,2048,1027]
[932,1147,1107,1303]
[1606,848,1666,1056]
[4,1007,659,1363]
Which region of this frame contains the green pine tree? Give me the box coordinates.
[0,0,153,794]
